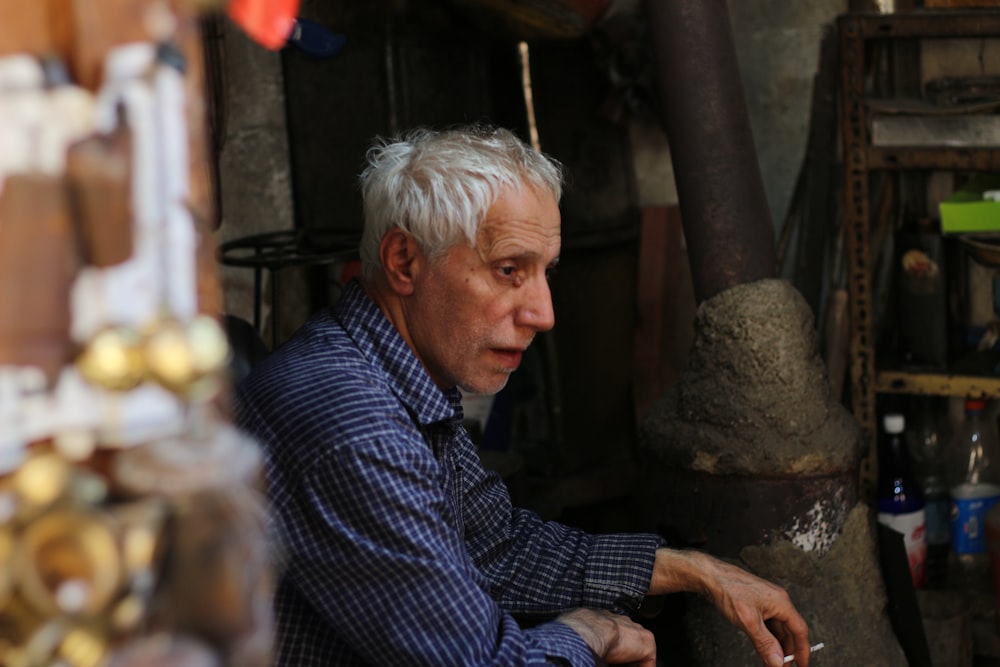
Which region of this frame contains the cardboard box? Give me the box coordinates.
[940,173,1000,234]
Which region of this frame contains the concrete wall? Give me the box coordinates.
[631,0,847,226]
[729,0,847,229]
[213,19,302,347]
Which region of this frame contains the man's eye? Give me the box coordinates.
[545,266,558,281]
[500,265,516,277]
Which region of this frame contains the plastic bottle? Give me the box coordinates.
[906,396,951,588]
[947,397,1000,595]
[877,413,928,588]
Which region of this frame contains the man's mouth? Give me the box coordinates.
[491,348,523,369]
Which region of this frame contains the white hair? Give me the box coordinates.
[357,125,564,280]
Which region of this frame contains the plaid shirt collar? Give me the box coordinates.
[334,279,464,428]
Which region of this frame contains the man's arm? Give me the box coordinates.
[460,440,661,616]
[649,548,811,667]
[260,407,606,666]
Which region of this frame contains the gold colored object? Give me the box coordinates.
[0,529,14,608]
[12,452,71,510]
[16,509,122,616]
[122,522,158,577]
[143,315,229,398]
[15,619,109,667]
[901,248,939,278]
[77,315,229,398]
[58,624,109,667]
[109,595,146,632]
[114,499,167,587]
[0,594,48,654]
[77,327,145,392]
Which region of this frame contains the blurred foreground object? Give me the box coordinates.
[0,2,273,665]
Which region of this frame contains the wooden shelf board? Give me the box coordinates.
[867,146,1000,170]
[875,370,1000,397]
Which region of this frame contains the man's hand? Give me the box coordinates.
[555,608,656,667]
[649,548,811,667]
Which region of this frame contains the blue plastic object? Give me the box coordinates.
[286,18,347,59]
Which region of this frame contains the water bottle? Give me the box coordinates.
[947,397,1000,595]
[878,413,928,588]
[906,396,950,588]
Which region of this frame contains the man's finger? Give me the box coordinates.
[748,615,787,667]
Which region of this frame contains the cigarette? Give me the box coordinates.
[783,642,825,663]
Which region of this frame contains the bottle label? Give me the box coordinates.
[878,509,927,588]
[949,483,1000,555]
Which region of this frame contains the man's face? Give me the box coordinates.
[405,183,561,395]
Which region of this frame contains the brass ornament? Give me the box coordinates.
[76,327,145,392]
[16,509,122,617]
[0,594,47,658]
[11,452,72,514]
[76,315,230,399]
[108,595,146,633]
[57,624,109,667]
[10,619,109,667]
[142,315,229,399]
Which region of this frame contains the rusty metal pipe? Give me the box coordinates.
[643,0,776,302]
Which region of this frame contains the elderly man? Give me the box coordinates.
[235,125,811,667]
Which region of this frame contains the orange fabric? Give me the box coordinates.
[226,0,298,50]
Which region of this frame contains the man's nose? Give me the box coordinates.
[517,277,555,332]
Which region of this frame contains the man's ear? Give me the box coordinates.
[379,228,421,296]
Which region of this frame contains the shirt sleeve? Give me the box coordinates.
[264,404,599,667]
[457,438,663,616]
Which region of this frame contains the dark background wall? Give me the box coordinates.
[213,0,845,525]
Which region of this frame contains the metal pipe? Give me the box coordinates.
[643,0,776,302]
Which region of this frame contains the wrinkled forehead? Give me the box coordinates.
[474,185,561,255]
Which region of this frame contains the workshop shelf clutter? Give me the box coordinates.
[839,9,1000,664]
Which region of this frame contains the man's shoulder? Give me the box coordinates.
[233,313,411,462]
[240,309,392,404]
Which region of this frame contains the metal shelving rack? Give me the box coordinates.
[839,9,1000,497]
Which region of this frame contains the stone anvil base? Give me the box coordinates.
[636,279,907,666]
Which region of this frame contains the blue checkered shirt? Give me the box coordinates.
[235,280,661,666]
